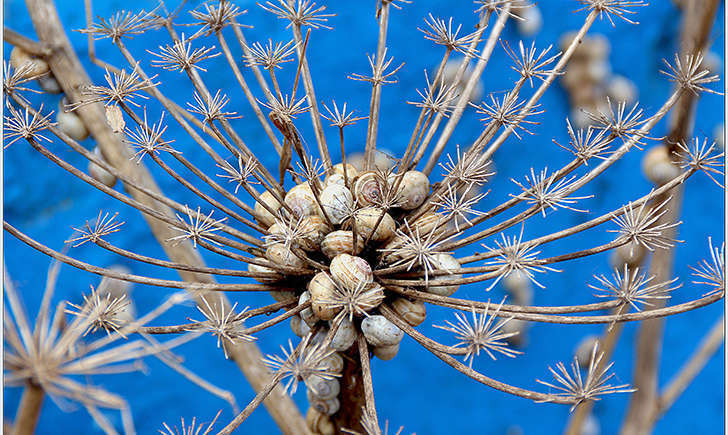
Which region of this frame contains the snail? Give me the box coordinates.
[503,318,529,348]
[88,147,117,188]
[299,215,329,251]
[391,298,427,327]
[265,243,305,270]
[330,317,357,351]
[372,343,400,361]
[502,271,533,307]
[642,145,680,186]
[329,253,373,292]
[269,290,296,303]
[37,74,62,94]
[606,75,637,104]
[285,182,319,218]
[575,335,601,369]
[426,254,462,297]
[323,172,346,187]
[299,291,319,327]
[361,315,403,347]
[391,170,430,210]
[410,211,444,237]
[57,98,89,141]
[308,272,340,321]
[353,207,395,243]
[247,257,282,283]
[353,171,384,207]
[290,314,311,338]
[610,240,647,269]
[305,408,335,435]
[309,396,340,416]
[306,376,341,401]
[319,184,354,225]
[9,46,50,79]
[254,190,281,228]
[321,230,364,258]
[319,353,344,374]
[329,162,358,183]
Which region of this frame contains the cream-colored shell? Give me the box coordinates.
[299,215,329,251]
[372,342,399,361]
[361,315,403,347]
[324,173,346,187]
[426,254,462,297]
[353,171,384,207]
[269,290,296,303]
[306,408,335,435]
[319,353,344,374]
[410,211,444,237]
[299,291,318,327]
[308,272,340,321]
[56,108,89,141]
[309,397,340,416]
[353,207,395,243]
[88,147,117,188]
[306,376,341,401]
[290,314,311,337]
[391,298,427,327]
[265,243,305,269]
[610,241,647,269]
[331,163,358,180]
[285,183,319,218]
[330,317,357,351]
[392,171,429,210]
[502,318,528,348]
[642,145,680,186]
[321,230,364,258]
[247,257,282,283]
[329,254,373,291]
[254,190,282,228]
[37,74,62,94]
[575,334,600,369]
[502,271,533,306]
[10,47,50,78]
[320,184,353,225]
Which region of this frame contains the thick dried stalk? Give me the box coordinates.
[11,384,45,435]
[620,2,720,433]
[21,0,309,432]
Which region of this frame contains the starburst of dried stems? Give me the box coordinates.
[4,0,724,433]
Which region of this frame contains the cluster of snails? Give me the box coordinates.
[248,161,463,428]
[558,33,638,129]
[9,47,118,188]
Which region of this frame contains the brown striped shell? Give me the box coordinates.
[321,230,364,258]
[254,190,282,228]
[391,297,427,326]
[353,171,384,207]
[284,183,319,218]
[319,184,353,225]
[329,253,373,291]
[353,207,395,243]
[308,272,339,321]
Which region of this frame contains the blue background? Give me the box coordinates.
[3,0,725,434]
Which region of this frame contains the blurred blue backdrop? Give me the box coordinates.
[3,0,725,434]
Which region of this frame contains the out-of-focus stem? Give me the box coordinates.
[12,383,44,435]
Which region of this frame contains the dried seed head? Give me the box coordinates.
[67,211,125,247]
[149,34,220,72]
[590,264,679,311]
[259,0,334,30]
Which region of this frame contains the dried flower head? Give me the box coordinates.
[691,237,725,297]
[590,264,679,311]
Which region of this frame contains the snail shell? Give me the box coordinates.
[606,75,637,104]
[270,290,296,303]
[391,298,427,327]
[265,243,305,269]
[353,207,395,243]
[502,271,533,306]
[515,4,542,36]
[380,235,408,264]
[319,353,344,374]
[308,272,340,321]
[575,334,600,369]
[426,254,462,297]
[309,396,340,416]
[610,240,647,269]
[37,74,62,94]
[57,99,89,141]
[10,46,50,78]
[503,318,528,348]
[329,254,373,291]
[391,171,430,210]
[372,342,400,361]
[353,171,384,207]
[285,183,319,218]
[332,162,359,178]
[299,291,319,327]
[299,215,329,251]
[324,173,346,187]
[330,317,357,351]
[320,184,354,225]
[247,257,282,283]
[254,190,282,228]
[305,408,335,435]
[361,315,403,347]
[410,212,444,237]
[321,230,364,258]
[306,376,341,401]
[642,145,680,186]
[290,314,311,337]
[88,147,117,188]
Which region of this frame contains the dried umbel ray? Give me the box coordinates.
[3,0,724,433]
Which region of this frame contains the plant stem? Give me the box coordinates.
[12,383,44,435]
[331,345,367,434]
